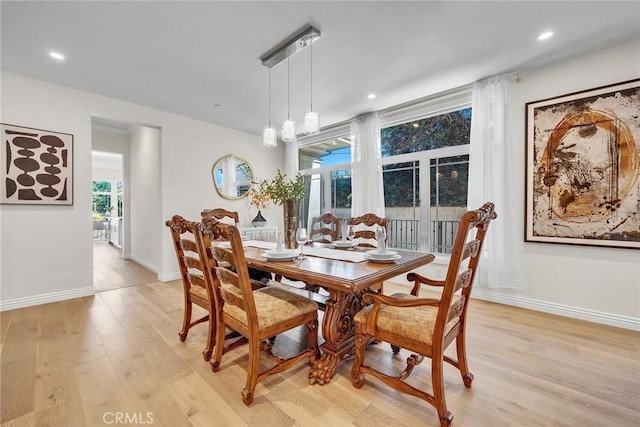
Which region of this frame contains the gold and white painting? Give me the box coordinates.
[525,79,640,248]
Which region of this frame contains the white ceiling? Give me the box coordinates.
[2,1,639,137]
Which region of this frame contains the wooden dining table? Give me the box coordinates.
[241,243,435,385]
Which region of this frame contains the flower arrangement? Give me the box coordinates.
[254,169,305,205]
[249,186,270,211]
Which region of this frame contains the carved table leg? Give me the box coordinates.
[309,289,368,385]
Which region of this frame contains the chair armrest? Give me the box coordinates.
[363,291,440,308]
[406,272,446,296]
[362,291,441,331]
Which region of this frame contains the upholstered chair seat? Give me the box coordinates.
[354,293,460,346]
[223,286,319,331]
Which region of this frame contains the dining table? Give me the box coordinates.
[239,240,435,386]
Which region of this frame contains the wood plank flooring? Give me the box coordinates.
[93,241,157,292]
[2,256,639,426]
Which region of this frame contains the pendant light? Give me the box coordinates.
[262,67,277,147]
[281,58,296,142]
[303,35,319,135]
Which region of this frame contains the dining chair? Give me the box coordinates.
[202,208,273,284]
[349,213,389,248]
[201,208,239,225]
[351,202,496,427]
[310,212,341,243]
[200,216,320,406]
[165,215,217,361]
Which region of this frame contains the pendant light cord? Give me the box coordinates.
[310,37,313,111]
[268,68,271,127]
[287,58,291,120]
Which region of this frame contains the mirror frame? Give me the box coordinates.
[211,154,254,200]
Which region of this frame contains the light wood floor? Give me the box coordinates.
[1,263,639,426]
[93,241,157,292]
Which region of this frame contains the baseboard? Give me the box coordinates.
[158,272,181,282]
[0,286,95,312]
[129,255,158,274]
[472,289,640,331]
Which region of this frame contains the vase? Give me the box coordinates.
[251,210,267,227]
[282,200,298,249]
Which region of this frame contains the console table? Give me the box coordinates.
[238,226,277,240]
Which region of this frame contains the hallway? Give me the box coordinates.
[93,240,157,292]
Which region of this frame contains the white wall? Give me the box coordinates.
[129,125,162,272]
[494,40,640,328]
[0,71,284,310]
[409,40,640,330]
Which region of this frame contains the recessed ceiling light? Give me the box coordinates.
[537,31,553,41]
[49,51,65,60]
[367,94,376,99]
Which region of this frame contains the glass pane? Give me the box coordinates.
[383,161,420,250]
[330,169,351,226]
[430,155,469,253]
[299,137,352,169]
[92,180,111,192]
[381,107,472,157]
[92,194,111,218]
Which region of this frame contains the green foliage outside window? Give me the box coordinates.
[92,180,123,220]
[92,180,112,220]
[380,108,471,156]
[380,108,471,207]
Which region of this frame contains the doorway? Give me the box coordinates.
[91,119,162,292]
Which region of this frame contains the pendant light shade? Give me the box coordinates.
[281,119,295,142]
[263,127,276,147]
[303,111,319,135]
[263,68,277,147]
[303,34,319,135]
[281,58,296,142]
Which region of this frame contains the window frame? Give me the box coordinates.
[297,85,472,254]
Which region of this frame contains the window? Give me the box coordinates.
[299,137,352,231]
[92,180,123,220]
[298,88,472,253]
[381,108,471,253]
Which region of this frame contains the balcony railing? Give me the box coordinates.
[387,218,459,254]
[388,219,420,250]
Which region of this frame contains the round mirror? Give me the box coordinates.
[212,155,254,200]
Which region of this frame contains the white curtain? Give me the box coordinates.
[350,113,385,217]
[468,76,522,288]
[284,138,299,179]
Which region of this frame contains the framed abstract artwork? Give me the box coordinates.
[525,79,640,249]
[1,123,74,205]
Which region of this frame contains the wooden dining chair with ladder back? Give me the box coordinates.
[348,213,388,248]
[200,216,320,405]
[309,212,341,243]
[201,208,239,226]
[166,215,218,361]
[351,202,496,427]
[202,208,273,284]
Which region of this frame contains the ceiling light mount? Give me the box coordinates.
[261,26,321,69]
